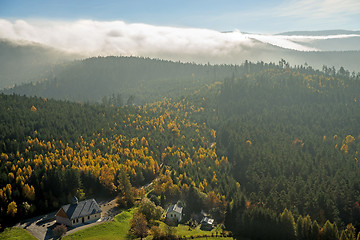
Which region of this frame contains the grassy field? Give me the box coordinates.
[172,223,216,237]
[152,221,231,239]
[63,208,232,240]
[195,238,233,240]
[0,227,37,240]
[63,209,134,240]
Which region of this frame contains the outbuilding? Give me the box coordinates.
[200,216,214,230]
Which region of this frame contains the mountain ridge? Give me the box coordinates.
[277,29,360,36]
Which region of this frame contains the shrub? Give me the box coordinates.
[53,224,67,238]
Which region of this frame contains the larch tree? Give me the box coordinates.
[117,170,134,208]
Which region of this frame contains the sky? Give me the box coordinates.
[0,0,360,63]
[1,0,360,33]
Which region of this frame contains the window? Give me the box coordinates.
[88,216,90,220]
[73,220,75,224]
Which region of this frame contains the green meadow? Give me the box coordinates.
[0,227,37,240]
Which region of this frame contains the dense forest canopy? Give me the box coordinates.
[3,56,360,105]
[217,65,360,230]
[1,57,360,239]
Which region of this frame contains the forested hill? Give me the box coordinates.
[216,64,360,238]
[4,56,360,105]
[0,40,77,89]
[0,91,237,229]
[2,56,243,104]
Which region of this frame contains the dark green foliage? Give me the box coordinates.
[217,65,360,229]
[2,58,360,238]
[182,185,207,221]
[339,224,356,240]
[279,208,296,240]
[297,215,315,240]
[321,220,339,240]
[136,198,163,222]
[117,170,135,208]
[241,207,280,240]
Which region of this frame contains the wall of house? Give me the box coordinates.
[84,213,101,223]
[56,216,72,226]
[167,211,181,222]
[71,217,81,226]
[71,213,101,226]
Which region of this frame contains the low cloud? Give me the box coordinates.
[0,19,255,57]
[0,19,359,63]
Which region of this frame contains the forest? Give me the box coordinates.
[2,56,243,104]
[1,57,360,240]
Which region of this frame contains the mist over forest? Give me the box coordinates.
[1,19,360,91]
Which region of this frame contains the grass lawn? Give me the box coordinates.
[196,238,233,240]
[63,209,134,240]
[155,221,228,238]
[62,208,232,240]
[173,223,213,237]
[0,227,37,240]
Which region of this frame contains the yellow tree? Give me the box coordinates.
[199,182,204,192]
[30,105,37,112]
[7,201,17,217]
[23,184,35,201]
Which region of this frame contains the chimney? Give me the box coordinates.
[72,196,78,205]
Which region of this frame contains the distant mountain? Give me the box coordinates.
[0,40,78,89]
[1,28,360,102]
[272,30,360,52]
[3,52,360,104]
[278,30,360,36]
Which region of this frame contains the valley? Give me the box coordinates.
[0,57,360,239]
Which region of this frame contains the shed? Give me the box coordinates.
[200,216,214,230]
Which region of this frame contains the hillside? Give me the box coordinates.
[216,63,360,235]
[3,55,360,106]
[1,61,360,239]
[0,40,77,89]
[1,56,241,104]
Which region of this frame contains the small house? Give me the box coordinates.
[166,203,183,222]
[55,196,102,227]
[200,216,214,230]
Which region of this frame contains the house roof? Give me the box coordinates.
[201,217,214,225]
[57,198,102,220]
[167,203,183,215]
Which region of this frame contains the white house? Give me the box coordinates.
[55,196,102,227]
[166,203,183,222]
